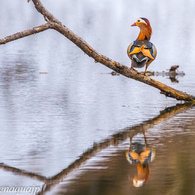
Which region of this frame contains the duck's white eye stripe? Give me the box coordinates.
[137,18,147,25]
[142,20,148,25]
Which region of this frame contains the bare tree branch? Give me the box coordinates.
[31,0,62,24]
[31,0,195,101]
[0,23,51,44]
[0,0,194,101]
[37,103,193,195]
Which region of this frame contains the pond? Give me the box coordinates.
[0,0,195,195]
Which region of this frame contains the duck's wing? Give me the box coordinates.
[127,41,134,60]
[139,149,155,164]
[127,41,156,68]
[151,43,157,58]
[126,151,139,164]
[128,41,157,59]
[145,43,157,67]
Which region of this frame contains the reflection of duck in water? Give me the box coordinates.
[131,163,150,187]
[126,134,155,187]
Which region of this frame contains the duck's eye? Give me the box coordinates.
[137,19,140,22]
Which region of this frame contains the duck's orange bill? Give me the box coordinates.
[131,22,137,26]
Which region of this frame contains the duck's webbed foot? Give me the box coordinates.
[141,72,148,76]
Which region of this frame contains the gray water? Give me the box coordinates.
[0,0,195,195]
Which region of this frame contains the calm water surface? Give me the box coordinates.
[0,0,195,195]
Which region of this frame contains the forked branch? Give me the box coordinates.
[0,0,194,101]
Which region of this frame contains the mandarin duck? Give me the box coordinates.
[125,135,155,187]
[127,17,157,75]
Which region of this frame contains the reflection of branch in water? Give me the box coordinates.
[38,103,195,194]
[0,163,48,183]
[146,66,185,83]
[0,103,194,195]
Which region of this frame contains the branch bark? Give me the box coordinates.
[0,0,194,101]
[0,23,51,44]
